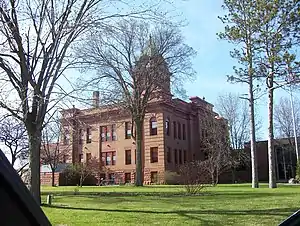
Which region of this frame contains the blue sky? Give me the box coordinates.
[62,0,298,140]
[175,0,299,140]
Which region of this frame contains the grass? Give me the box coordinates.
[41,184,300,226]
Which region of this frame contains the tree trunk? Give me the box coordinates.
[51,170,55,187]
[28,130,42,205]
[135,119,143,186]
[268,87,277,188]
[249,74,259,188]
[231,167,236,183]
[80,174,83,187]
[211,171,215,186]
[283,150,287,180]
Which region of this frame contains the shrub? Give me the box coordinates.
[164,171,180,185]
[179,161,208,194]
[73,186,80,195]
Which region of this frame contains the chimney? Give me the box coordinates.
[92,91,99,108]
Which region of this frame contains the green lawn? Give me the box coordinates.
[41,184,300,226]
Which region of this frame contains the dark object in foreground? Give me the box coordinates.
[279,210,300,226]
[0,150,51,226]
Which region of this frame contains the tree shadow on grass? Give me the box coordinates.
[43,204,296,217]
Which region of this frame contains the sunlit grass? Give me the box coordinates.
[42,184,300,226]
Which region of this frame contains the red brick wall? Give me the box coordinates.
[40,172,60,186]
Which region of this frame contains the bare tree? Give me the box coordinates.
[179,161,208,194]
[0,116,29,173]
[274,96,300,140]
[200,113,232,185]
[77,20,196,186]
[274,96,300,178]
[0,0,172,203]
[41,117,71,187]
[215,93,250,150]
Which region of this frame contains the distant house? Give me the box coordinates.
[40,163,69,186]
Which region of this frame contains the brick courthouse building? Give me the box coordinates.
[51,45,229,185]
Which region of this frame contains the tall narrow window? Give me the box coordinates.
[101,152,106,165]
[125,173,131,183]
[165,118,170,136]
[79,154,83,163]
[125,122,131,139]
[106,126,111,141]
[112,124,117,141]
[125,150,131,165]
[150,117,157,136]
[63,127,69,145]
[150,147,158,163]
[178,122,181,139]
[112,151,116,165]
[174,149,178,164]
[151,171,158,183]
[183,124,186,140]
[63,154,68,163]
[183,150,187,163]
[106,152,111,165]
[167,147,171,163]
[179,149,182,164]
[173,121,177,139]
[100,126,108,142]
[86,127,92,143]
[86,153,92,163]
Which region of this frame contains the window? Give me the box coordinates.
[79,129,83,144]
[112,124,117,141]
[86,128,92,143]
[63,154,68,163]
[125,122,131,139]
[173,121,177,139]
[125,150,131,165]
[179,149,182,164]
[100,126,108,142]
[167,147,171,163]
[165,118,170,136]
[86,153,92,163]
[125,173,131,183]
[178,122,182,139]
[102,152,116,166]
[183,124,186,140]
[150,147,158,163]
[101,152,106,165]
[106,126,111,141]
[174,149,178,164]
[183,150,187,163]
[79,154,83,163]
[106,152,111,165]
[63,127,69,145]
[112,151,116,165]
[151,171,158,183]
[150,117,157,136]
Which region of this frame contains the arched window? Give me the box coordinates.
[150,117,157,135]
[165,118,170,136]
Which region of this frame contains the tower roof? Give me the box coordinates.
[142,35,159,57]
